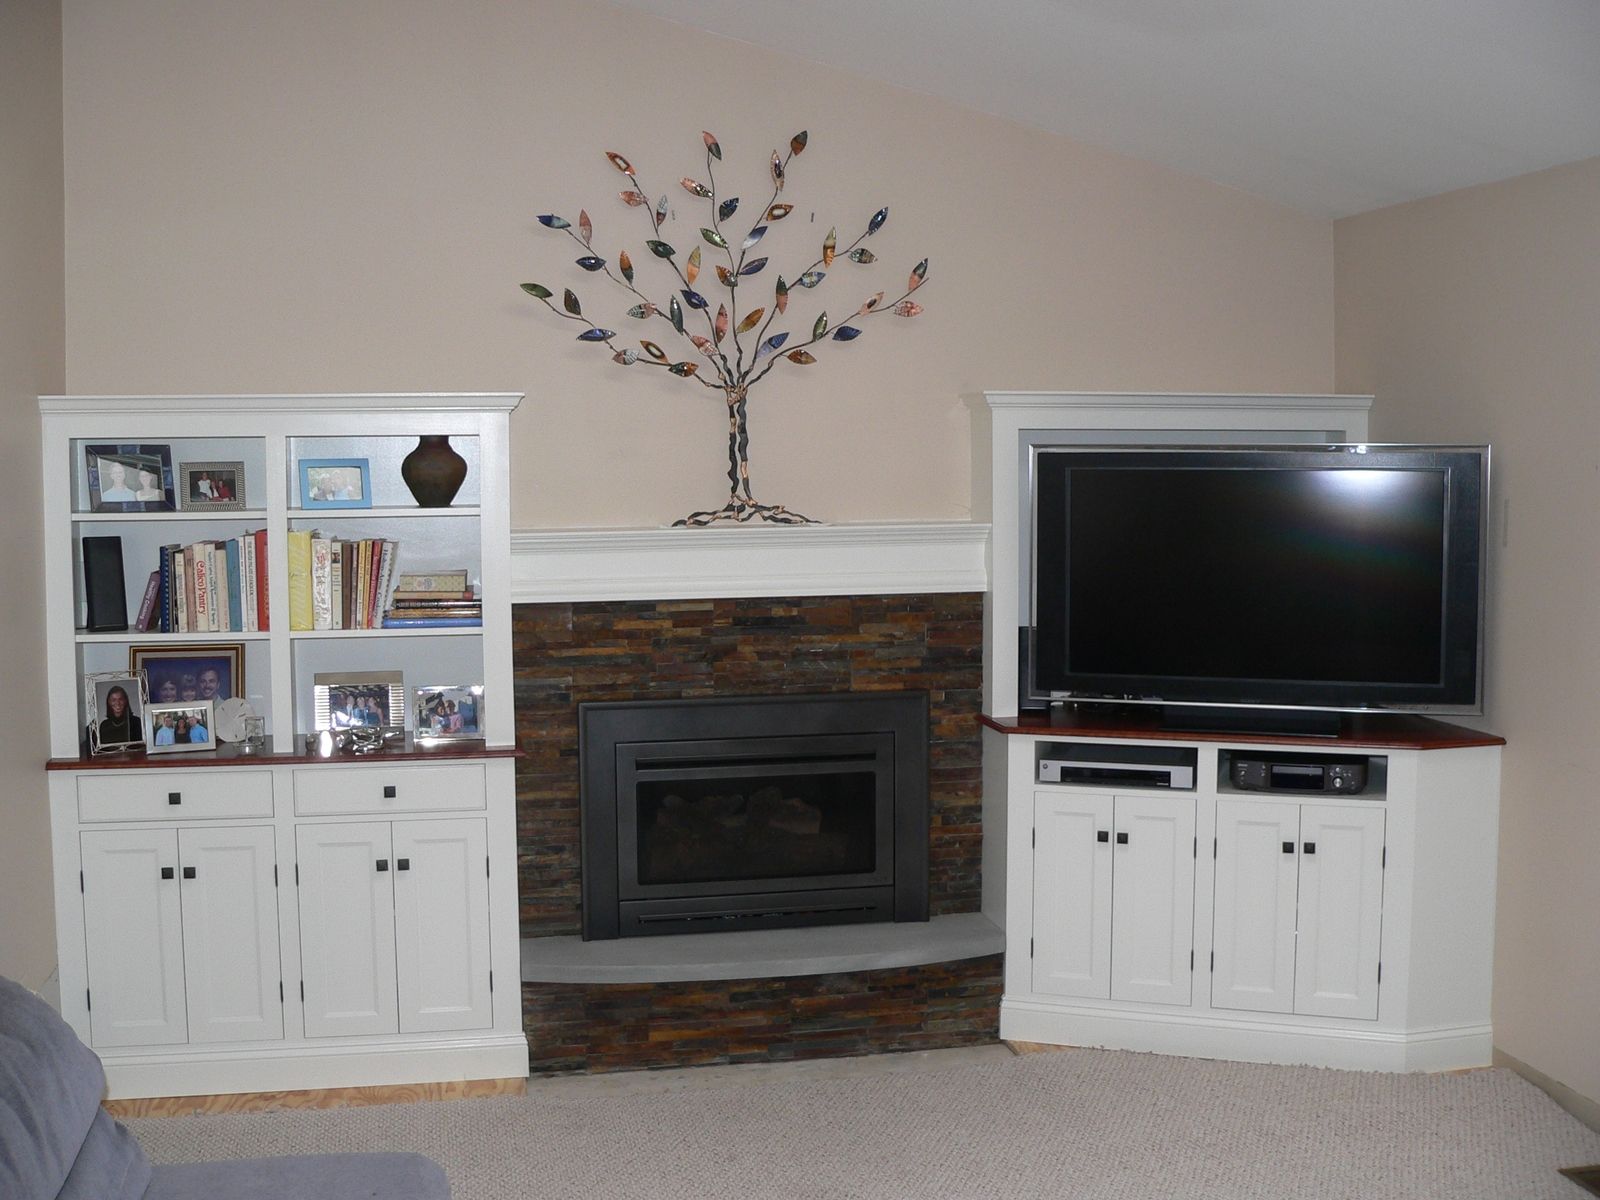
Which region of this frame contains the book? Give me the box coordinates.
[175,546,191,633]
[158,546,176,632]
[329,540,344,630]
[391,570,469,596]
[135,569,161,632]
[287,529,313,631]
[225,538,243,631]
[240,533,256,632]
[380,615,483,628]
[254,529,270,631]
[311,535,332,630]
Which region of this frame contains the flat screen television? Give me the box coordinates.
[1027,444,1488,732]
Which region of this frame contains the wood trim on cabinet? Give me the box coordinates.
[979,709,1505,750]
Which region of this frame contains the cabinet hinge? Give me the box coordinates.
[274,864,279,887]
[1210,951,1214,971]
[1031,828,1036,849]
[1190,949,1194,972]
[1029,937,1034,958]
[1382,846,1387,869]
[279,981,284,1003]
[295,863,300,886]
[300,981,305,1001]
[79,870,84,893]
[486,855,491,879]
[86,988,91,1011]
[1213,837,1218,858]
[1378,962,1382,984]
[489,970,494,993]
[1192,836,1197,859]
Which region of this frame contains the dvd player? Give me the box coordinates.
[1038,744,1196,789]
[1231,753,1368,794]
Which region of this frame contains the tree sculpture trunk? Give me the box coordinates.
[674,386,815,525]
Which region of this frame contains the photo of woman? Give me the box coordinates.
[84,672,147,754]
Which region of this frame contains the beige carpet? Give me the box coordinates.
[128,1048,1600,1199]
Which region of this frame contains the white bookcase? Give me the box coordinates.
[40,394,528,1099]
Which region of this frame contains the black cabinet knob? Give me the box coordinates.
[397,858,410,872]
[160,867,175,880]
[1096,830,1109,843]
[182,866,196,879]
[1283,841,1295,854]
[1115,831,1129,845]
[1303,842,1317,855]
[383,785,397,799]
[376,858,389,872]
[168,792,182,805]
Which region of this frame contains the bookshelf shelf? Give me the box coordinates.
[286,505,481,520]
[71,508,271,523]
[288,626,483,640]
[75,629,273,644]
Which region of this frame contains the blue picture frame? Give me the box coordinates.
[298,458,372,509]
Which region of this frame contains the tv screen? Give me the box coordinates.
[1028,445,1487,719]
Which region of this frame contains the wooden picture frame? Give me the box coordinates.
[130,642,245,708]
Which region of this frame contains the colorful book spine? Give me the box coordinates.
[158,546,174,633]
[310,535,332,631]
[287,529,313,631]
[135,570,161,632]
[226,538,243,631]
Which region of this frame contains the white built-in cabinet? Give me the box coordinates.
[42,394,529,1099]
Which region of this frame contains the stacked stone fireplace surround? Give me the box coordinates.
[512,592,1000,1072]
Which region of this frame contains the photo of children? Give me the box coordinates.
[414,685,483,742]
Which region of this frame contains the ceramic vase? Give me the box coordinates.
[401,435,468,508]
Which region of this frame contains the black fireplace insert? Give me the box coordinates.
[578,692,930,939]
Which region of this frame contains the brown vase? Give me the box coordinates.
[400,435,468,508]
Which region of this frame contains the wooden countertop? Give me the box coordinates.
[980,708,1505,750]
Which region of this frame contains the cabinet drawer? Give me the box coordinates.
[78,771,275,822]
[292,763,486,816]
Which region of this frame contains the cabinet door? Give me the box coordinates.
[1110,795,1195,1005]
[1294,805,1385,1020]
[178,826,283,1043]
[393,818,493,1033]
[80,829,187,1048]
[1031,792,1113,999]
[296,822,398,1038]
[1212,800,1299,1014]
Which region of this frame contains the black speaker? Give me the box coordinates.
[82,535,128,632]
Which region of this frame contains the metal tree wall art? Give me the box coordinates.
[521,130,927,526]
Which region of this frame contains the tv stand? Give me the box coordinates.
[1159,705,1341,739]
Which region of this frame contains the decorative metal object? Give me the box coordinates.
[521,131,928,525]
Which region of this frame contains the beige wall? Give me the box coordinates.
[1336,157,1600,1107]
[61,0,1334,529]
[0,0,64,989]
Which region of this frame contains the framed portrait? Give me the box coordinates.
[129,643,244,708]
[314,670,405,732]
[179,460,247,511]
[413,684,483,743]
[147,699,216,754]
[84,671,149,755]
[86,444,175,513]
[299,458,371,509]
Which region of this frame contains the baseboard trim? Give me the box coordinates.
[104,1075,526,1118]
[1494,1047,1600,1133]
[1000,998,1492,1073]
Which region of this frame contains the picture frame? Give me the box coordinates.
[129,642,245,707]
[299,458,372,509]
[84,671,149,755]
[314,670,406,732]
[413,684,484,743]
[147,699,217,754]
[85,444,175,513]
[179,460,247,511]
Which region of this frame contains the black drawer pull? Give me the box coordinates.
[397,858,410,872]
[168,792,182,805]
[1283,841,1295,854]
[383,785,397,799]
[1115,831,1129,845]
[160,867,174,880]
[182,866,196,880]
[376,858,389,872]
[1303,842,1317,855]
[1096,830,1109,843]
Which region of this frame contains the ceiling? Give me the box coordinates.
[606,0,1600,218]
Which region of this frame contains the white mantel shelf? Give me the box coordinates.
[510,521,990,603]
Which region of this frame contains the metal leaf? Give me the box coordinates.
[859,291,885,314]
[743,225,767,250]
[847,248,876,264]
[893,300,924,317]
[798,271,825,288]
[790,130,808,156]
[823,228,836,267]
[655,195,669,229]
[605,151,635,177]
[626,303,656,319]
[719,197,740,222]
[646,240,675,258]
[775,277,789,314]
[757,332,789,358]
[640,340,668,361]
[812,312,829,339]
[771,151,784,189]
[714,304,729,343]
[686,246,702,286]
[669,295,685,333]
[668,362,699,377]
[680,288,709,310]
[909,258,928,290]
[563,289,582,315]
[680,177,712,199]
[620,190,646,207]
[700,228,728,249]
[537,214,570,229]
[737,307,765,333]
[739,257,768,277]
[520,283,553,299]
[702,130,722,160]
[577,328,613,341]
[766,203,794,221]
[575,255,606,272]
[619,250,634,284]
[612,349,638,365]
[831,325,862,341]
[690,334,715,355]
[579,209,593,246]
[786,349,817,364]
[867,206,888,236]
[715,265,736,287]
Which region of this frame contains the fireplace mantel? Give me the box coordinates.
[510,521,989,603]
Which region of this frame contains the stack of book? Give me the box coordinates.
[382,571,481,628]
[141,533,270,633]
[286,532,399,631]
